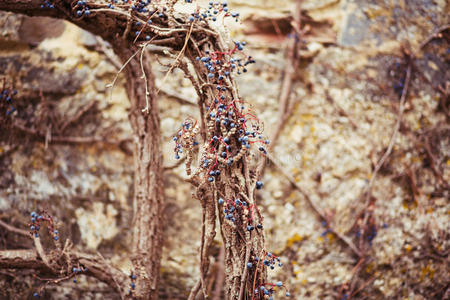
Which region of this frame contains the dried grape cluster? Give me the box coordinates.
[187,1,240,23]
[247,253,291,299]
[29,211,59,241]
[172,30,290,299]
[172,40,267,184]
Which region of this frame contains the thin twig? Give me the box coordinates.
[12,122,129,145]
[59,101,96,134]
[140,42,152,113]
[97,251,124,300]
[33,236,55,271]
[0,219,29,237]
[106,48,141,102]
[256,0,302,178]
[163,156,186,171]
[159,88,196,105]
[154,21,195,97]
[359,62,412,252]
[187,279,201,300]
[419,24,450,50]
[266,152,362,257]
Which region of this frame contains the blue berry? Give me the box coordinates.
[276,281,283,287]
[256,181,264,189]
[247,262,253,268]
[218,198,224,205]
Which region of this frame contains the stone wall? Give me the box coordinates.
[0,0,448,299]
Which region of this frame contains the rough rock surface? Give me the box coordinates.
[0,0,448,299]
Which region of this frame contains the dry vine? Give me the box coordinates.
[0,1,290,299]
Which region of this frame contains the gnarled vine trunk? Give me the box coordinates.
[0,2,267,299]
[115,46,164,300]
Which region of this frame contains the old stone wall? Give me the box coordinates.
[0,0,448,299]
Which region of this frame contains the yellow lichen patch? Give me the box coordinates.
[300,113,315,121]
[291,167,301,175]
[411,156,422,164]
[420,265,435,281]
[404,244,412,253]
[326,232,335,243]
[414,120,421,130]
[364,7,393,20]
[402,200,417,210]
[286,233,304,247]
[365,262,375,273]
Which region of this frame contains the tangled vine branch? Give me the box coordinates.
[0,0,292,299]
